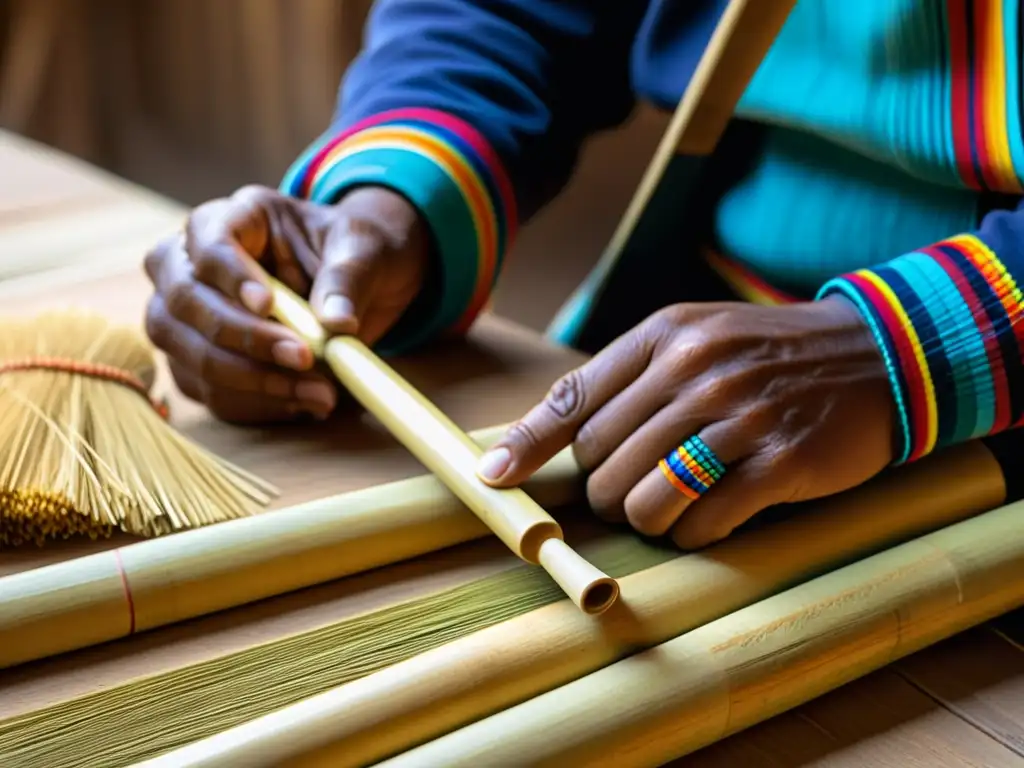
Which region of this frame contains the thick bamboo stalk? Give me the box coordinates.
[268,277,618,614]
[379,501,1024,768]
[132,440,1008,768]
[0,424,581,670]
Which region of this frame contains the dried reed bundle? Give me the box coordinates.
[380,501,1024,768]
[0,310,276,546]
[0,536,670,768]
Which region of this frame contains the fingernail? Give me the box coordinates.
[272,340,310,370]
[240,281,271,314]
[296,381,337,411]
[477,447,512,482]
[322,295,355,324]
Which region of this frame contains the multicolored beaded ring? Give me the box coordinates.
[658,435,726,500]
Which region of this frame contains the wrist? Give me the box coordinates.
[805,293,902,464]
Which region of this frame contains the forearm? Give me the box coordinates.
[280,0,645,353]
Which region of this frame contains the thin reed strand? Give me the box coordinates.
[0,310,277,546]
[0,535,675,767]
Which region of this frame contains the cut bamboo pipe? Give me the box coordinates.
[268,275,618,615]
[132,440,1009,768]
[380,501,1024,768]
[0,425,581,670]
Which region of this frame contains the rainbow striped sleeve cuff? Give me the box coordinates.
[817,234,1024,464]
[280,108,518,355]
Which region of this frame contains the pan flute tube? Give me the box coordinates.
[269,277,618,615]
[133,440,1008,768]
[0,425,581,670]
[380,500,1024,768]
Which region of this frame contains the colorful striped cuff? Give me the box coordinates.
[280,108,517,355]
[817,234,1024,464]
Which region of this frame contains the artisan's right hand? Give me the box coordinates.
[143,185,430,423]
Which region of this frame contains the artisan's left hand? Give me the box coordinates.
[477,298,898,549]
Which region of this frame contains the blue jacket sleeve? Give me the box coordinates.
[280,0,648,353]
[818,199,1024,464]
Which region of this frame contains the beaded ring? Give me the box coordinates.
[658,435,726,500]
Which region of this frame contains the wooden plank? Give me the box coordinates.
[0,130,183,279]
[895,627,1024,758]
[676,665,1023,767]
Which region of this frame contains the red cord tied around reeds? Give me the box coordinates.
[0,310,277,548]
[0,355,171,419]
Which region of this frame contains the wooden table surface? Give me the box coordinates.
[1,131,1022,767]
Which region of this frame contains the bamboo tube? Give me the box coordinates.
[268,276,618,614]
[133,440,1009,768]
[380,500,1024,768]
[0,424,581,670]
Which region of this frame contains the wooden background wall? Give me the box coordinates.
[0,0,667,330]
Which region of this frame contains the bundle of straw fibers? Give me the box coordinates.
[130,433,1022,768]
[0,309,276,546]
[379,500,1024,768]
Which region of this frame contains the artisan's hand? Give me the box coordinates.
[477,299,897,549]
[143,185,429,423]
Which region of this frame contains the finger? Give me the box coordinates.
[572,369,691,475]
[143,234,179,287]
[166,358,204,404]
[157,236,314,371]
[169,359,328,425]
[358,304,414,349]
[582,372,725,518]
[167,276,315,371]
[204,388,319,425]
[274,205,320,295]
[476,325,661,487]
[186,193,275,315]
[620,419,752,538]
[308,221,385,336]
[146,296,337,417]
[670,450,795,550]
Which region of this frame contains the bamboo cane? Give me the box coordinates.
[132,440,1009,768]
[267,276,618,614]
[0,424,581,670]
[378,500,1024,768]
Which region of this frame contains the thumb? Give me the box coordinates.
[309,221,387,337]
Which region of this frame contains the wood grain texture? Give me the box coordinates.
[677,666,1023,767]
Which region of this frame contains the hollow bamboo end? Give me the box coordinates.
[518,520,564,564]
[537,538,620,615]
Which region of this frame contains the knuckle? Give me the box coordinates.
[143,298,170,349]
[143,235,175,282]
[190,246,227,285]
[163,276,196,321]
[198,306,228,347]
[544,370,587,421]
[571,421,603,469]
[504,419,542,450]
[649,304,687,332]
[195,342,219,385]
[664,341,701,381]
[232,184,275,206]
[585,471,625,522]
